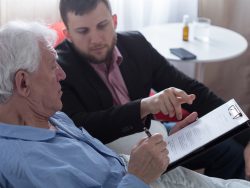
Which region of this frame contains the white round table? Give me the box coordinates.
[140,23,248,82]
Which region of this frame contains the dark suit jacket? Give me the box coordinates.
[56,31,224,144]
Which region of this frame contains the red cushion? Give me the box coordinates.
[49,22,66,46]
[154,109,190,122]
[149,90,190,122]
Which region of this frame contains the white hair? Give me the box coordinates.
[0,21,57,103]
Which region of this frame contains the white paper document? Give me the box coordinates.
[166,99,249,164]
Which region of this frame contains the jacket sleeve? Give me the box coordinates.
[61,81,151,144]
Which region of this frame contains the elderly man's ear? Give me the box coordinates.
[14,70,31,97]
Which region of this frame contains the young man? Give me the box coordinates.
[2,20,250,188]
[56,0,246,179]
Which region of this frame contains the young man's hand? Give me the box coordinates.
[141,87,195,120]
[169,112,198,135]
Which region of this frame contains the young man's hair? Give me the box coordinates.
[59,0,112,27]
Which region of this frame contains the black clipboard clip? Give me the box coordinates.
[228,105,243,119]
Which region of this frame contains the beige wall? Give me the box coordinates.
[199,0,250,116]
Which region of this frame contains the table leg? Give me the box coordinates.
[195,63,205,82]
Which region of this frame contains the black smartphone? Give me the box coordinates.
[170,48,196,60]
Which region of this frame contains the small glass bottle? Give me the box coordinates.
[182,15,189,41]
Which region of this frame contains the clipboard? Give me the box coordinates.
[165,99,250,172]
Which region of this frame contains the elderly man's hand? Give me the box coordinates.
[127,134,169,184]
[169,112,198,135]
[244,142,250,180]
[141,87,195,120]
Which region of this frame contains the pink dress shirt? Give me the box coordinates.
[90,47,130,105]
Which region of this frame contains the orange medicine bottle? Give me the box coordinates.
[182,15,189,41]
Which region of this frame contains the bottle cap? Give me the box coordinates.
[183,15,189,24]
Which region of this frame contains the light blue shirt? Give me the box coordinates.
[0,112,149,188]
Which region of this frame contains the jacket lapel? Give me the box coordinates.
[118,43,145,101]
[66,43,113,108]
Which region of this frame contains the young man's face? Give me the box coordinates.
[65,2,116,63]
[64,2,117,64]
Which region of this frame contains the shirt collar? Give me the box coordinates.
[0,119,58,142]
[113,46,123,66]
[0,112,88,142]
[89,46,123,70]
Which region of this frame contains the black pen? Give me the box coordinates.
[144,127,152,137]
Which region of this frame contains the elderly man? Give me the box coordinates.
[0,21,249,188]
